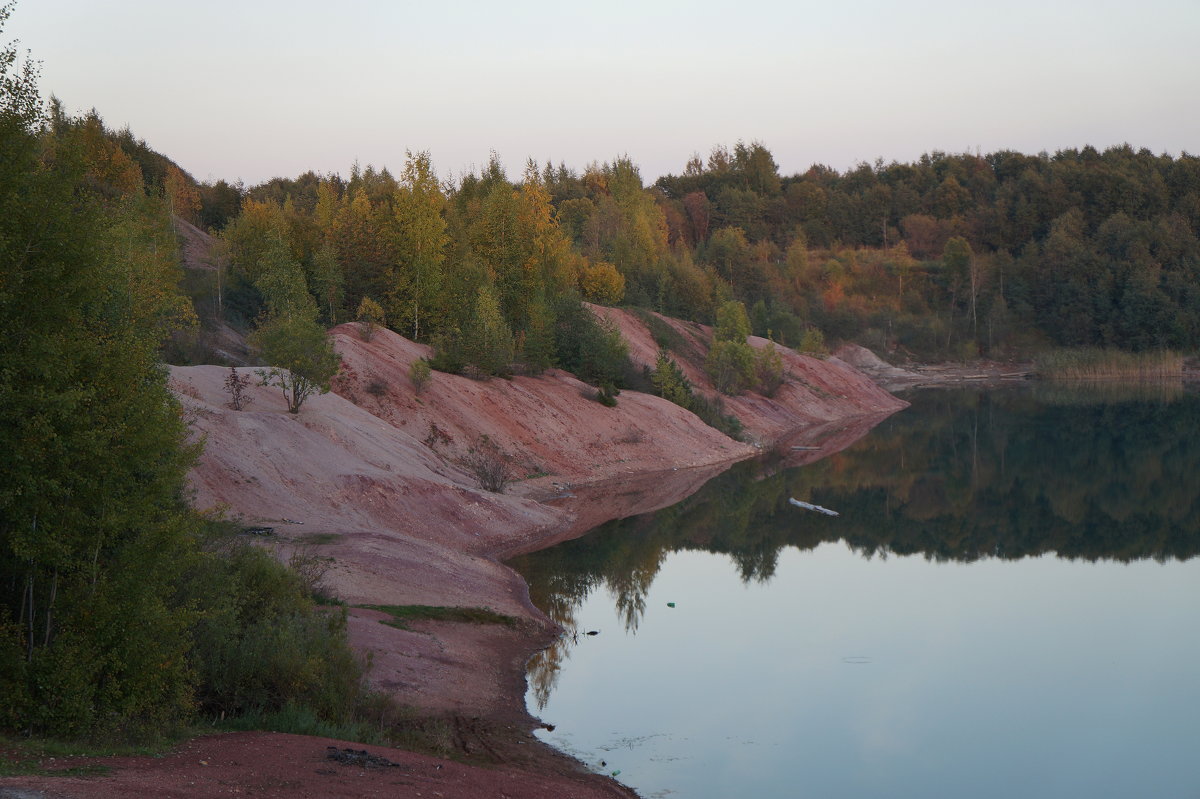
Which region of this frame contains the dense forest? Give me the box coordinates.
[182,141,1200,369]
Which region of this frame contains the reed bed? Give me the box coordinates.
[1030,380,1185,406]
[1034,348,1184,380]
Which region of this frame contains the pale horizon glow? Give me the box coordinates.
[9,0,1199,186]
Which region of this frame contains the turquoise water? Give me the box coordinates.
[510,387,1200,798]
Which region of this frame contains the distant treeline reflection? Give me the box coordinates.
[512,386,1200,635]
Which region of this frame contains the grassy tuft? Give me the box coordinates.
[358,604,520,631]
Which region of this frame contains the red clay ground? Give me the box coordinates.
[0,730,636,798]
[3,315,906,798]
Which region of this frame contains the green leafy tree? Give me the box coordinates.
[713,300,752,342]
[1,17,199,736]
[164,163,201,224]
[471,180,521,296]
[389,150,448,340]
[331,187,392,313]
[732,140,781,195]
[522,293,557,374]
[309,241,344,324]
[942,235,979,345]
[460,284,515,377]
[706,226,751,292]
[706,339,756,395]
[251,312,341,413]
[253,241,313,319]
[579,259,626,304]
[707,300,756,394]
[251,256,340,413]
[223,198,291,285]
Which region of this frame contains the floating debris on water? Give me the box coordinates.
[789,498,839,516]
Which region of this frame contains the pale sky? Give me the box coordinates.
[9,0,1199,186]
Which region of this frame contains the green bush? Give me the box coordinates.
[797,327,827,355]
[690,393,744,441]
[409,359,431,393]
[428,331,465,374]
[713,300,752,343]
[706,339,756,395]
[553,294,631,388]
[754,341,786,397]
[651,350,744,440]
[355,297,385,342]
[596,382,619,407]
[180,535,371,727]
[652,350,694,408]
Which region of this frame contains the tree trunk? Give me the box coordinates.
[43,569,58,648]
[25,571,34,663]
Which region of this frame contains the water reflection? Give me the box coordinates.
[510,386,1200,713]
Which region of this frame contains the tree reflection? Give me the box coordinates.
[512,386,1200,707]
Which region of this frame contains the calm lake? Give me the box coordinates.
[509,385,1200,799]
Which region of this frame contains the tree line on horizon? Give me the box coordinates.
[175,138,1200,365]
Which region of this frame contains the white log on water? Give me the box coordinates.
[789,498,840,516]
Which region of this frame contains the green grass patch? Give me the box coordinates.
[2,736,171,760]
[0,735,176,777]
[215,701,387,746]
[1034,348,1184,380]
[357,604,519,631]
